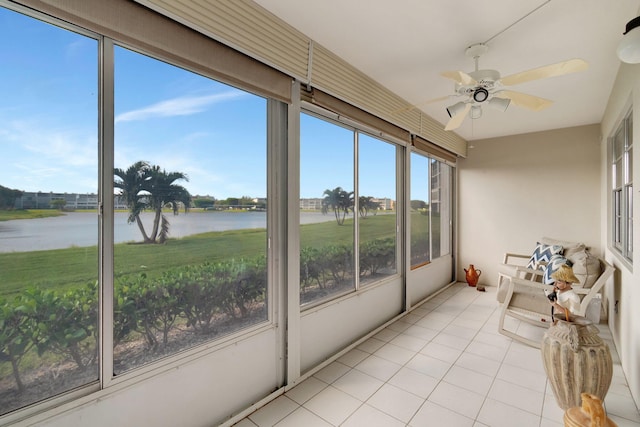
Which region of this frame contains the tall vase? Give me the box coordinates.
[541,314,613,411]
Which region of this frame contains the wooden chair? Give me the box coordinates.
[497,257,614,348]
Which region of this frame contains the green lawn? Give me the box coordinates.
[0,209,64,221]
[0,214,400,296]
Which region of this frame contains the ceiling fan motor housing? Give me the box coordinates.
[456,69,501,103]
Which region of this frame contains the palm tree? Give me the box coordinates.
[114,161,153,242]
[358,196,380,218]
[321,187,353,225]
[144,165,191,243]
[114,161,191,243]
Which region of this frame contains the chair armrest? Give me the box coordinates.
[502,252,530,264]
[508,276,550,292]
[514,266,544,280]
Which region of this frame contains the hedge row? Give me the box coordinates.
[300,237,397,292]
[0,256,267,393]
[1,237,396,393]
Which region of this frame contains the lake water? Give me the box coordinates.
[0,211,337,253]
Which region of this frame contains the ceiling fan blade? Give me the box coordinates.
[500,90,553,111]
[500,58,588,86]
[441,70,477,86]
[444,103,471,131]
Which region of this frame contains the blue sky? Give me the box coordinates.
[0,5,397,202]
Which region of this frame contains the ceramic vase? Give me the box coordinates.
[464,264,481,287]
[541,314,613,411]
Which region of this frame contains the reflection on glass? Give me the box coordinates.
[300,114,355,305]
[113,46,268,373]
[358,134,397,285]
[410,153,430,268]
[0,7,98,415]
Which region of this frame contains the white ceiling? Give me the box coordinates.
[254,0,640,141]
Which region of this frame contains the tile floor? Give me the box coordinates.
[235,283,640,427]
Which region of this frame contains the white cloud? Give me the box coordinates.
[115,91,245,123]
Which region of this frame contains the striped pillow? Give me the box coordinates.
[526,242,563,270]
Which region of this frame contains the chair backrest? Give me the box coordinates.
[574,258,614,317]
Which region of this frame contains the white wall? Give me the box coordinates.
[300,278,404,372]
[28,329,280,427]
[600,62,640,409]
[457,124,602,288]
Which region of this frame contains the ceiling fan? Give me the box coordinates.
[440,43,588,131]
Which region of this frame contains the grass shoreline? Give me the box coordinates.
[0,214,399,296]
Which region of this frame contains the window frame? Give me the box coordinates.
[610,108,633,264]
[298,107,404,310]
[0,3,282,419]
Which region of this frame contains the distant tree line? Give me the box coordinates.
[321,186,382,225]
[0,185,23,210]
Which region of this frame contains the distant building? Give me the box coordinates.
[16,192,129,210]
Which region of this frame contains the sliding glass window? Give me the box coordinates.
[299,113,355,305]
[410,152,452,269]
[358,133,398,285]
[113,46,269,373]
[611,110,633,262]
[299,113,399,306]
[0,7,99,415]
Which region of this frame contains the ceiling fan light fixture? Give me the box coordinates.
[487,97,510,112]
[473,88,489,103]
[470,105,482,119]
[617,16,640,64]
[446,101,467,118]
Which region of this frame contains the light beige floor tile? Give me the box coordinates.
[234,285,638,427]
[402,312,423,324]
[495,362,547,393]
[303,385,361,426]
[341,404,405,427]
[488,378,544,415]
[502,343,546,374]
[373,327,401,342]
[405,352,452,380]
[402,324,439,341]
[332,368,384,401]
[367,383,425,423]
[374,342,417,365]
[285,376,328,405]
[476,398,541,427]
[386,319,412,333]
[605,392,640,423]
[443,323,479,340]
[356,337,386,354]
[354,354,402,382]
[432,331,472,350]
[420,340,464,362]
[609,413,640,427]
[409,401,474,427]
[465,339,509,362]
[455,351,501,377]
[248,395,299,427]
[443,365,494,396]
[337,348,370,367]
[313,361,350,384]
[388,333,428,352]
[273,407,333,427]
[541,392,564,423]
[428,381,485,419]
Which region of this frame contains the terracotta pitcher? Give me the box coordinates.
[464,264,481,287]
